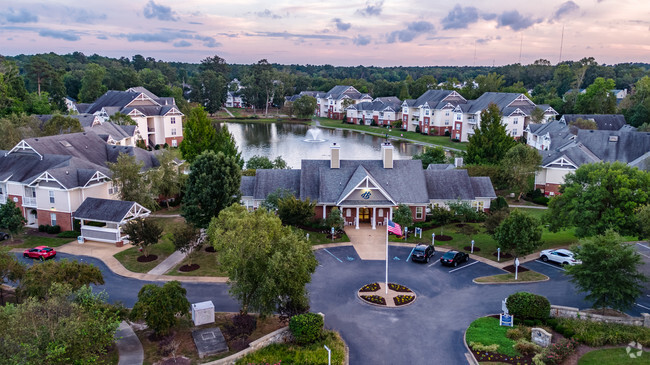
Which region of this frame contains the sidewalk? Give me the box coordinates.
[12,241,228,283]
[115,321,144,365]
[147,250,186,275]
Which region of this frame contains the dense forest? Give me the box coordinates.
[1,52,650,132]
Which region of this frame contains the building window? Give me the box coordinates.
[456,114,461,120]
[49,190,55,204]
[378,209,383,217]
[471,201,485,211]
[425,110,429,116]
[416,207,423,219]
[50,213,57,226]
[512,129,517,136]
[444,121,449,126]
[513,118,518,124]
[109,182,119,195]
[171,117,176,124]
[445,112,449,116]
[346,209,351,217]
[171,139,177,147]
[171,128,177,136]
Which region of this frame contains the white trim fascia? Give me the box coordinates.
[7,140,42,160]
[337,174,397,206]
[125,93,161,108]
[83,171,110,188]
[28,171,66,189]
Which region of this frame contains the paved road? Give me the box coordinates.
[12,246,649,364]
[308,246,595,365]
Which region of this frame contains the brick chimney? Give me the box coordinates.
[381,142,393,169]
[330,143,340,169]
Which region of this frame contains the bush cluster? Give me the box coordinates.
[289,313,324,345]
[532,338,578,365]
[514,339,541,356]
[57,230,81,238]
[506,326,531,341]
[506,292,551,321]
[469,341,499,352]
[224,313,257,340]
[552,318,650,346]
[38,224,61,234]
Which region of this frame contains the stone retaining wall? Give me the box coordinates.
[203,327,292,365]
[550,305,650,327]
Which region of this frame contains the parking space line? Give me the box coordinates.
[428,261,439,268]
[636,303,650,310]
[448,261,478,273]
[535,260,566,271]
[406,246,416,262]
[636,243,650,250]
[322,249,343,263]
[638,252,650,259]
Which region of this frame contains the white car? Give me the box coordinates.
[540,249,581,266]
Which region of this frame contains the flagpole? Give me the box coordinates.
[385,223,388,294]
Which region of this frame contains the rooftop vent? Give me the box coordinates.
[59,141,72,147]
[609,136,619,142]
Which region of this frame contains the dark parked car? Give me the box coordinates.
[411,244,435,263]
[23,246,57,260]
[0,232,9,241]
[440,250,469,267]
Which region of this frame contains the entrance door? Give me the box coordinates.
[359,208,370,223]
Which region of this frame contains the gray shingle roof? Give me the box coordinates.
[560,114,627,131]
[425,170,475,200]
[467,92,528,114]
[73,197,139,222]
[251,169,301,200]
[240,176,255,197]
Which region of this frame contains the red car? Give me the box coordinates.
[23,246,57,260]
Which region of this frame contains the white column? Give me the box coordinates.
[323,205,327,219]
[355,207,359,229]
[389,206,393,221]
[372,207,376,230]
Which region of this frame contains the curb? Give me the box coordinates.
[472,274,550,285]
[463,326,479,365]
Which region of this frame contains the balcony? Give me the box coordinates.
[23,197,37,207]
[468,118,477,124]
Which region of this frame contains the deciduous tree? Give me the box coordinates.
[246,155,289,170]
[172,223,201,265]
[277,195,316,226]
[465,103,516,165]
[108,152,157,209]
[0,200,26,239]
[41,114,83,136]
[502,144,542,200]
[78,63,107,102]
[325,207,344,231]
[182,151,241,228]
[292,95,317,118]
[411,146,447,169]
[392,204,413,231]
[635,204,650,239]
[152,149,184,208]
[108,112,136,125]
[131,281,190,336]
[122,217,163,257]
[261,188,295,212]
[18,259,104,300]
[493,210,543,278]
[575,77,617,114]
[566,230,646,313]
[546,162,650,237]
[208,205,317,316]
[0,247,25,305]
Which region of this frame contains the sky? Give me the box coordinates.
[1,0,649,66]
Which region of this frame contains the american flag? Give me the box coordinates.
[387,220,402,236]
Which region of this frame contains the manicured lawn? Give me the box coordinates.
[166,249,228,277]
[474,270,549,283]
[578,347,650,364]
[236,330,346,365]
[295,228,351,245]
[391,221,578,262]
[314,117,468,151]
[113,239,175,273]
[466,317,521,357]
[10,235,74,248]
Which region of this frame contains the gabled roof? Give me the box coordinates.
[560,114,627,131]
[323,85,366,101]
[251,169,301,200]
[467,92,531,114]
[74,197,150,223]
[82,87,182,117]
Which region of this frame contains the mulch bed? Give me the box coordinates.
[326,234,341,239]
[456,223,466,228]
[137,254,158,262]
[463,246,481,252]
[205,246,216,253]
[493,251,513,259]
[388,283,412,293]
[360,295,386,305]
[158,356,191,365]
[470,350,534,365]
[393,295,415,306]
[178,264,200,272]
[502,264,530,273]
[435,235,453,241]
[359,283,380,292]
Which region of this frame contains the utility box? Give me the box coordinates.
[191,301,215,326]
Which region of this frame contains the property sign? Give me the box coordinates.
[500,313,514,327]
[415,227,422,238]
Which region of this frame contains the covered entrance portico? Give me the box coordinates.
[338,205,394,230]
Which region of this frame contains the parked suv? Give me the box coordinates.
[411,244,435,263]
[540,249,581,266]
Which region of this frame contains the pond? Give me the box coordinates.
[223,122,424,169]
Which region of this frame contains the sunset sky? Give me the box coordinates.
[1,0,649,66]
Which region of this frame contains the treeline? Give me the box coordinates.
[2,53,650,127]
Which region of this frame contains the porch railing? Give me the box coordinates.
[81,226,120,243]
[23,197,37,207]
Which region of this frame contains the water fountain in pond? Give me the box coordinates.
[304,128,326,142]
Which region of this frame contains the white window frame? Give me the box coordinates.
[49,190,55,204]
[171,139,177,147]
[346,209,351,217]
[415,207,423,219]
[171,128,177,136]
[171,117,176,124]
[513,118,518,124]
[50,213,57,226]
[378,209,383,217]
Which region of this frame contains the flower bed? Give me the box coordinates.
[360,295,386,306]
[471,351,532,364]
[388,283,412,292]
[359,283,380,292]
[393,295,415,306]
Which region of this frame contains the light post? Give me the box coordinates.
[432,233,435,247]
[497,247,501,262]
[324,345,331,365]
[514,257,520,280]
[471,239,475,253]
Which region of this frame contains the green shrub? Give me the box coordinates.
[506,326,530,341]
[532,196,549,206]
[537,338,578,365]
[465,317,520,357]
[490,196,509,212]
[46,225,61,234]
[289,313,324,345]
[38,224,47,232]
[485,209,509,234]
[556,318,650,346]
[514,339,542,356]
[469,341,499,352]
[57,231,81,238]
[506,292,551,321]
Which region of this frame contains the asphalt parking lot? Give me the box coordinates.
[309,245,595,365]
